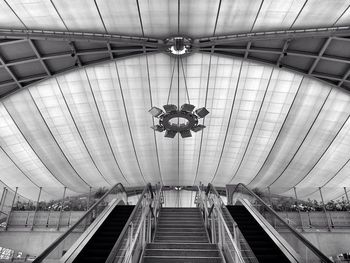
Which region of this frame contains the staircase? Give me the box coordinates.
[72,205,134,263]
[227,205,290,263]
[142,207,222,263]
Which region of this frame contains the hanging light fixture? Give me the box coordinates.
[149,38,209,139]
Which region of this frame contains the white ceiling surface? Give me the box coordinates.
[0,0,350,36]
[0,53,350,201]
[126,191,197,207]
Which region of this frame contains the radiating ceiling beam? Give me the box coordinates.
[0,28,162,47]
[28,39,51,76]
[194,26,350,47]
[0,26,350,98]
[308,37,333,74]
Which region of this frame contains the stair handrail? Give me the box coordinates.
[106,183,162,263]
[196,185,245,263]
[205,184,259,263]
[33,183,127,263]
[225,183,333,263]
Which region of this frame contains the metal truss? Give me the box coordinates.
[196,27,350,92]
[0,26,350,98]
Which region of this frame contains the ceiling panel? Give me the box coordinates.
[5,0,66,30]
[0,53,349,200]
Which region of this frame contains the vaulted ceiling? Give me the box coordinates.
[1,0,350,202]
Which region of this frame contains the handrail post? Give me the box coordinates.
[86,186,92,211]
[218,211,222,250]
[318,187,331,231]
[267,186,272,206]
[57,187,67,230]
[128,223,134,263]
[0,187,6,213]
[31,187,42,231]
[0,188,7,213]
[344,187,349,207]
[5,187,18,230]
[84,186,92,230]
[293,187,304,231]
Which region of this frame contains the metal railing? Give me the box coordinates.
[105,183,163,263]
[33,183,128,263]
[196,185,245,263]
[230,183,333,263]
[204,184,259,263]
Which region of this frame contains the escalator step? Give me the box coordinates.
[226,205,290,263]
[72,205,135,263]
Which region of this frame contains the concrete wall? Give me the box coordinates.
[280,230,350,260]
[0,230,82,259]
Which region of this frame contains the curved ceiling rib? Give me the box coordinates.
[0,26,350,99]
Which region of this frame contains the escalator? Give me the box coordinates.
[227,205,290,263]
[72,205,134,263]
[33,183,153,263]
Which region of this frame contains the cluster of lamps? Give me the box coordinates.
[149,103,209,138]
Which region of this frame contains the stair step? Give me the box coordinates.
[146,243,218,250]
[157,234,207,238]
[142,256,222,263]
[145,249,220,257]
[156,228,205,233]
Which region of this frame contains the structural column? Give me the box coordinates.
[5,187,18,230]
[57,187,67,230]
[31,187,42,231]
[293,187,304,231]
[318,187,332,231]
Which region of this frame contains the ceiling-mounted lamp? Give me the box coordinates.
[148,41,209,139]
[149,106,164,118]
[149,103,209,139]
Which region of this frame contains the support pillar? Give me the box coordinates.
[31,187,42,231]
[5,187,18,230]
[0,187,6,214]
[293,187,304,231]
[57,187,67,230]
[267,186,273,206]
[226,185,236,205]
[319,187,331,231]
[0,188,8,213]
[344,187,350,204]
[86,186,92,211]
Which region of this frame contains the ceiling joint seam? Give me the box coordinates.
[114,61,147,184]
[192,54,212,186]
[54,78,113,186]
[268,87,334,187]
[83,68,129,185]
[26,88,92,189]
[1,101,68,190]
[210,60,243,184]
[247,77,305,186]
[94,0,108,33]
[229,68,275,183]
[291,109,350,190]
[144,54,164,185]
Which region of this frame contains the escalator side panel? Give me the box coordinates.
[73,205,135,263]
[226,205,290,263]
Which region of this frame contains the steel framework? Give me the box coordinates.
[0,26,350,98]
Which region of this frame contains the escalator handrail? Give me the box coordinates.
[210,183,332,263]
[105,183,154,263]
[33,183,127,263]
[196,185,245,263]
